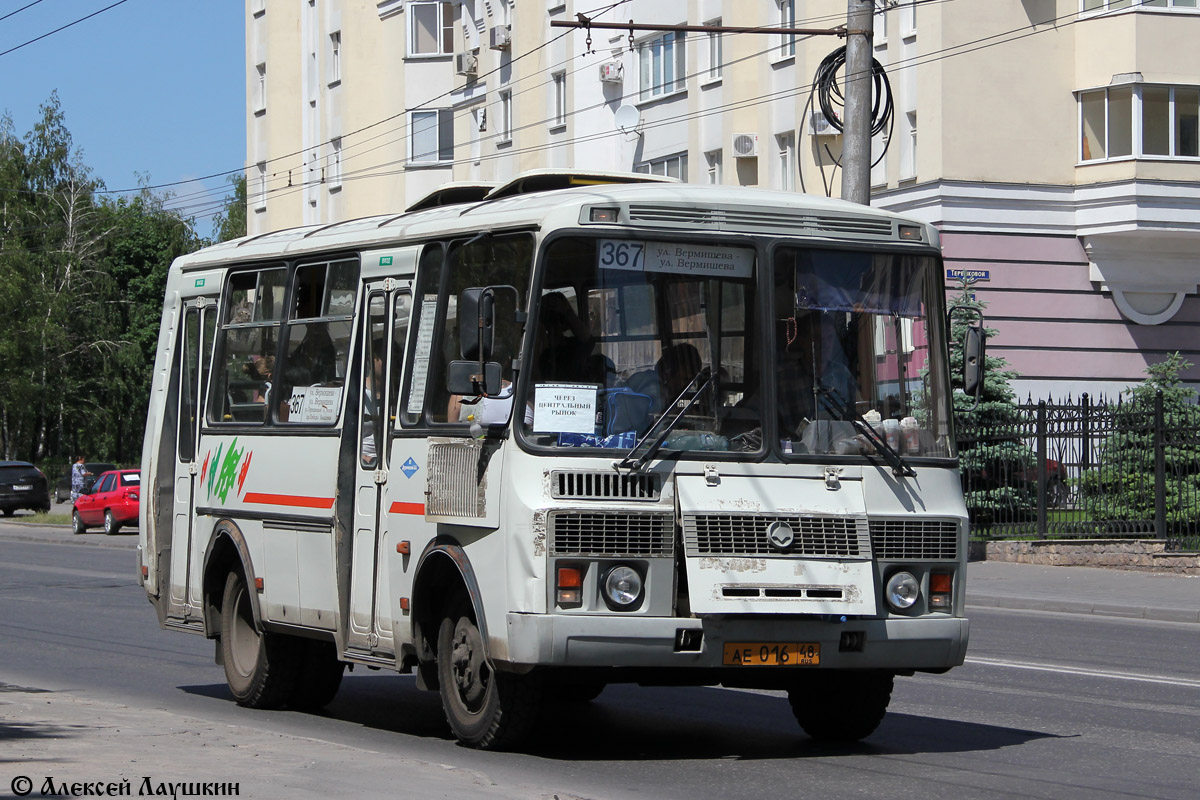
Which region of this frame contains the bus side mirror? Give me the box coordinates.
[962,324,985,400]
[447,360,503,397]
[459,288,495,362]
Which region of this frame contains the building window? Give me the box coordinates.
[1080,84,1200,161]
[328,31,341,85]
[705,20,722,81]
[902,0,917,35]
[1083,0,1198,11]
[870,132,888,187]
[638,31,686,102]
[778,1,796,59]
[901,112,916,179]
[498,90,513,142]
[409,109,454,164]
[408,1,453,56]
[777,133,795,192]
[706,150,722,184]
[254,63,267,114]
[875,3,887,47]
[329,138,343,190]
[635,151,688,179]
[254,162,267,211]
[552,71,566,127]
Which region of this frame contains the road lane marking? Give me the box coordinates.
[967,656,1200,689]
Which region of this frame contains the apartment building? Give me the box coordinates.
[246,0,1200,398]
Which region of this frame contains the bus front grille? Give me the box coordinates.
[682,514,870,558]
[868,519,960,560]
[549,511,674,557]
[550,470,661,501]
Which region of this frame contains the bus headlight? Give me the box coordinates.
[885,571,920,612]
[602,565,644,611]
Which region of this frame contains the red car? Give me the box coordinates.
[73,469,140,535]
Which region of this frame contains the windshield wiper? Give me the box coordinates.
[615,371,717,473]
[817,386,916,478]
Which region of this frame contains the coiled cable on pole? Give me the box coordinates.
[800,45,894,196]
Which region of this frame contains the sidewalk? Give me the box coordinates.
[967,560,1200,624]
[1,518,1197,622]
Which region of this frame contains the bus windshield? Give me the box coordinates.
[520,236,953,460]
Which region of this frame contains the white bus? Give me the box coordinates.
[139,172,977,750]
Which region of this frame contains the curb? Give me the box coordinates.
[968,594,1200,624]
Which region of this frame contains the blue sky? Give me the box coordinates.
[0,0,245,239]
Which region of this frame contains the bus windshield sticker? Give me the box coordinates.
[288,385,342,424]
[407,294,439,415]
[532,383,599,434]
[598,239,752,280]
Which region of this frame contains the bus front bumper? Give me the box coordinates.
[501,612,969,672]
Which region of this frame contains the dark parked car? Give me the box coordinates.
[0,461,51,516]
[53,462,116,503]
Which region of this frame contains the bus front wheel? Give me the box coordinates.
[436,602,542,750]
[787,670,894,742]
[220,570,298,709]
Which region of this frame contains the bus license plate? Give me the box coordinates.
[723,642,820,666]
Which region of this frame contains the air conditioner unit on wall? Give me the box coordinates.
[810,110,840,136]
[489,25,511,51]
[732,133,759,158]
[455,51,478,77]
[599,61,623,83]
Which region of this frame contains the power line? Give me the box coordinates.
[0,0,131,59]
[0,0,48,25]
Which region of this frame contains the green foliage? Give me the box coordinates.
[946,288,1037,528]
[1077,353,1200,532]
[212,173,247,243]
[0,94,204,465]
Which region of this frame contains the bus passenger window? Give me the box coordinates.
[210,267,286,424]
[277,258,359,425]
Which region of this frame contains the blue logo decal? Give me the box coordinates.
[401,457,420,478]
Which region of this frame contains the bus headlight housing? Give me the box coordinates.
[601,565,644,611]
[885,571,920,612]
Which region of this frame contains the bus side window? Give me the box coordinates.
[400,245,444,426]
[277,258,359,425]
[209,267,286,425]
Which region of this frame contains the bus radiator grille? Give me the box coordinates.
[682,514,870,558]
[550,470,661,501]
[868,519,960,560]
[549,511,674,557]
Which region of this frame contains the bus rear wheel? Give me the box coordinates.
[436,603,542,750]
[787,670,894,742]
[220,570,298,709]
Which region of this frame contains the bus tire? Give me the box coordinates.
[787,670,893,742]
[436,602,542,750]
[289,639,345,711]
[220,570,299,709]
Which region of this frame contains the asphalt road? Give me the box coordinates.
[2,533,1198,799]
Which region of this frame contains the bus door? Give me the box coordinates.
[167,296,217,621]
[347,283,410,655]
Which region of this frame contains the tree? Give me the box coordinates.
[1077,353,1200,533]
[946,288,1036,529]
[212,173,247,243]
[0,94,204,469]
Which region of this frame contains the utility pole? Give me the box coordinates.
[840,0,876,206]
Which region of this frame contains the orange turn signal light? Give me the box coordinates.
[930,573,952,594]
[396,540,410,555]
[254,577,264,591]
[557,566,582,588]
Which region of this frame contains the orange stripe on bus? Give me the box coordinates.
[243,492,335,510]
[389,502,426,515]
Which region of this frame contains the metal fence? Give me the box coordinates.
[955,391,1200,550]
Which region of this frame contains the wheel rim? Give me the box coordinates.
[450,617,490,714]
[228,581,261,679]
[73,512,82,533]
[104,513,113,533]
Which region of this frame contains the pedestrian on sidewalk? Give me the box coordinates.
[70,456,91,505]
